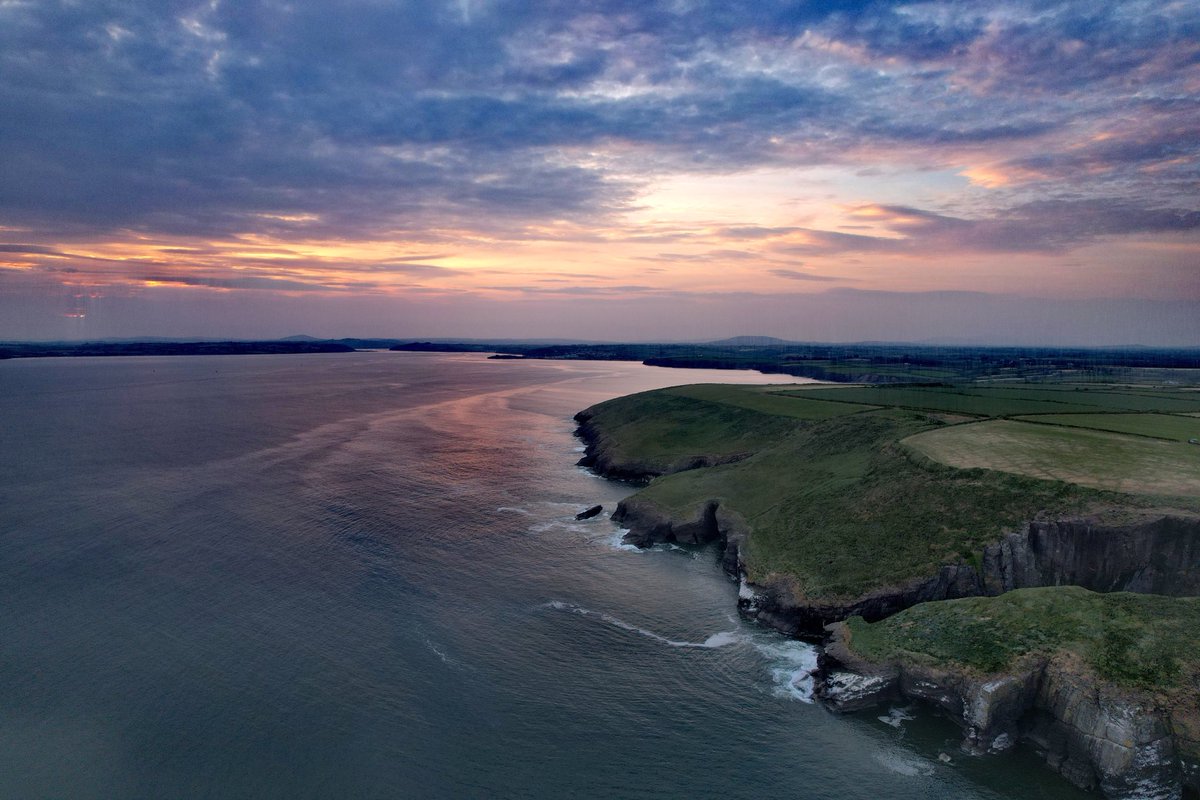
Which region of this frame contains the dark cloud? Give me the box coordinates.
[0,244,64,255]
[0,0,1196,256]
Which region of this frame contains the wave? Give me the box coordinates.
[545,600,740,649]
[878,706,916,729]
[420,634,469,671]
[606,527,642,552]
[873,750,934,778]
[753,639,820,703]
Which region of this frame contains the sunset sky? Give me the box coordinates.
[1,0,1198,344]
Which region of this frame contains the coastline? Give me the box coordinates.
[573,391,1200,800]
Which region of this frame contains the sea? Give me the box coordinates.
[0,351,1091,799]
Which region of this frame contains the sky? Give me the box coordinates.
[1,0,1198,345]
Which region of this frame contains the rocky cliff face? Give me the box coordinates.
[611,496,749,578]
[611,490,1200,636]
[816,625,1200,800]
[982,517,1200,597]
[737,562,985,637]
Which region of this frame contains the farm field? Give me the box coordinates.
[665,383,880,419]
[777,383,1200,416]
[904,419,1200,497]
[1014,413,1200,442]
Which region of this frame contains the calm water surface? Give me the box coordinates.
[0,352,1090,799]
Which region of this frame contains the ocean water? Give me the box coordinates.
[0,352,1091,799]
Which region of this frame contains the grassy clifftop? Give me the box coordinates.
[844,586,1200,692]
[579,382,1200,601]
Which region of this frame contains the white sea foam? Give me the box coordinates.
[873,750,934,777]
[496,506,530,514]
[421,635,467,670]
[545,601,740,649]
[607,528,643,552]
[878,706,916,729]
[529,519,590,536]
[753,639,820,702]
[701,631,741,648]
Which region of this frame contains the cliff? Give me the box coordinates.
[815,589,1200,800]
[611,482,1200,634]
[574,382,1200,798]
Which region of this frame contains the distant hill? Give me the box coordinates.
[703,336,797,347]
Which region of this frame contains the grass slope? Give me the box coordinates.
[1013,413,1200,442]
[637,410,1095,597]
[844,586,1200,694]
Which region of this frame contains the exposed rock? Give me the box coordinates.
[814,626,899,713]
[575,505,603,520]
[816,626,1198,800]
[609,496,751,581]
[982,516,1200,597]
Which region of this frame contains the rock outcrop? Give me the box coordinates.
[575,505,603,520]
[816,624,1200,800]
[612,496,750,577]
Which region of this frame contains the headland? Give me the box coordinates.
[575,381,1200,799]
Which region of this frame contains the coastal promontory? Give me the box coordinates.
[576,381,1200,799]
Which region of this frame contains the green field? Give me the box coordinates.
[780,384,1200,417]
[782,386,1121,416]
[844,586,1200,693]
[904,419,1200,497]
[665,384,880,420]
[1014,413,1200,442]
[988,387,1200,413]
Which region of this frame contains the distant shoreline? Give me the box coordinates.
[0,341,355,359]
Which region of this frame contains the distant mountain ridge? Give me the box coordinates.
[703,335,797,347]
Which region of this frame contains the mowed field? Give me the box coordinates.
[1013,413,1200,442]
[768,382,1200,498]
[905,419,1200,497]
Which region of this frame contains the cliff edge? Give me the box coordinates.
[815,588,1200,800]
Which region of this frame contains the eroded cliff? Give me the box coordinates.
[815,590,1200,800]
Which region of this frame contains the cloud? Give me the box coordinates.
[2,0,1193,247]
[771,199,1200,256]
[0,244,65,255]
[769,268,842,282]
[136,274,365,293]
[0,0,1197,335]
